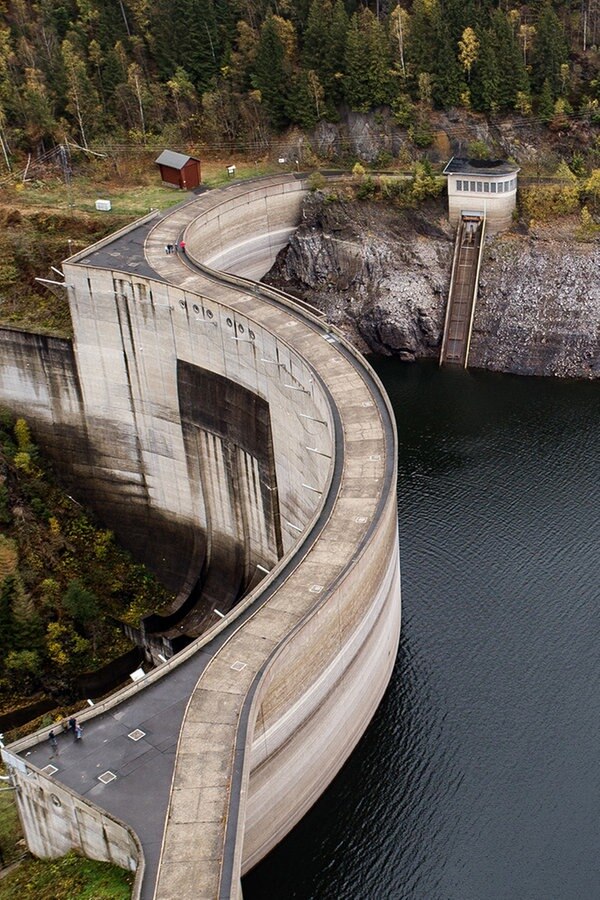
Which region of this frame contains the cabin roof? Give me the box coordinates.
[155,150,199,170]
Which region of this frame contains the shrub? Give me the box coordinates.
[14,419,32,452]
[307,171,326,191]
[392,93,415,127]
[410,163,444,201]
[5,650,41,690]
[520,183,580,222]
[468,140,490,159]
[62,580,99,627]
[356,175,377,199]
[13,451,32,474]
[576,206,600,239]
[408,122,433,148]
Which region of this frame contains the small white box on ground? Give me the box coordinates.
[95,199,112,211]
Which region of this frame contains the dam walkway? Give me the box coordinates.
[440,212,486,368]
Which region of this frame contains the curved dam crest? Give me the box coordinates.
[0,176,401,899]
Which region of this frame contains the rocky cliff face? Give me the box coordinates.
[265,193,600,379]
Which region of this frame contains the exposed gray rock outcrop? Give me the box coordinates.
[266,193,600,379]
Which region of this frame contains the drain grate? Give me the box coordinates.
[98,771,116,784]
[41,764,58,776]
[128,729,146,742]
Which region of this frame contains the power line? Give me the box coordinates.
[0,106,596,186]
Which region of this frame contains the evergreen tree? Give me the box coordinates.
[431,20,462,108]
[287,70,320,128]
[102,42,128,98]
[538,77,555,122]
[490,10,529,111]
[344,9,392,111]
[330,0,350,105]
[531,2,569,97]
[18,68,57,150]
[302,0,347,114]
[11,583,43,653]
[471,29,500,112]
[252,16,291,129]
[406,0,439,79]
[151,0,220,92]
[62,579,99,630]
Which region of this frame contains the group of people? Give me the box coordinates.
[48,716,83,753]
[164,240,186,255]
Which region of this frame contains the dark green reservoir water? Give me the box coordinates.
[244,361,599,900]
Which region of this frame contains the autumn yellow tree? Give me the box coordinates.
[458,26,479,83]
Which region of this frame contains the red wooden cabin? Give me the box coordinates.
[155,150,201,190]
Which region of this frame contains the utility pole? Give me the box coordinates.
[59,143,73,208]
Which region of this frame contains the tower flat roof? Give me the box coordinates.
[443,157,520,176]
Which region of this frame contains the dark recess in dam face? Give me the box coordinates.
[142,362,283,646]
[1,330,283,650]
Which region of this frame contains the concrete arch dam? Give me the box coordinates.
[1,175,401,899]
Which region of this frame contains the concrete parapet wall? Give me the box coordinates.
[1,750,143,891]
[182,178,307,279]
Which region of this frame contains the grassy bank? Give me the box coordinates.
[0,154,284,337]
[0,852,133,899]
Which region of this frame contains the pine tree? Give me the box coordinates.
[471,29,500,113]
[538,77,555,122]
[11,582,44,654]
[151,0,220,92]
[406,0,440,78]
[252,16,291,129]
[344,9,392,112]
[17,68,57,151]
[490,10,529,111]
[432,20,462,108]
[531,2,569,97]
[302,0,346,114]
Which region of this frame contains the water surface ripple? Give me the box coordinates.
[244,362,599,900]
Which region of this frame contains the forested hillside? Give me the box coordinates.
[0,412,171,714]
[0,0,598,160]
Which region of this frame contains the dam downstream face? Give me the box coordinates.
[244,361,599,900]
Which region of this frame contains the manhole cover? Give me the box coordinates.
[128,729,146,742]
[98,771,117,784]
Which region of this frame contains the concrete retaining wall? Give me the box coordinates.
[1,749,143,887]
